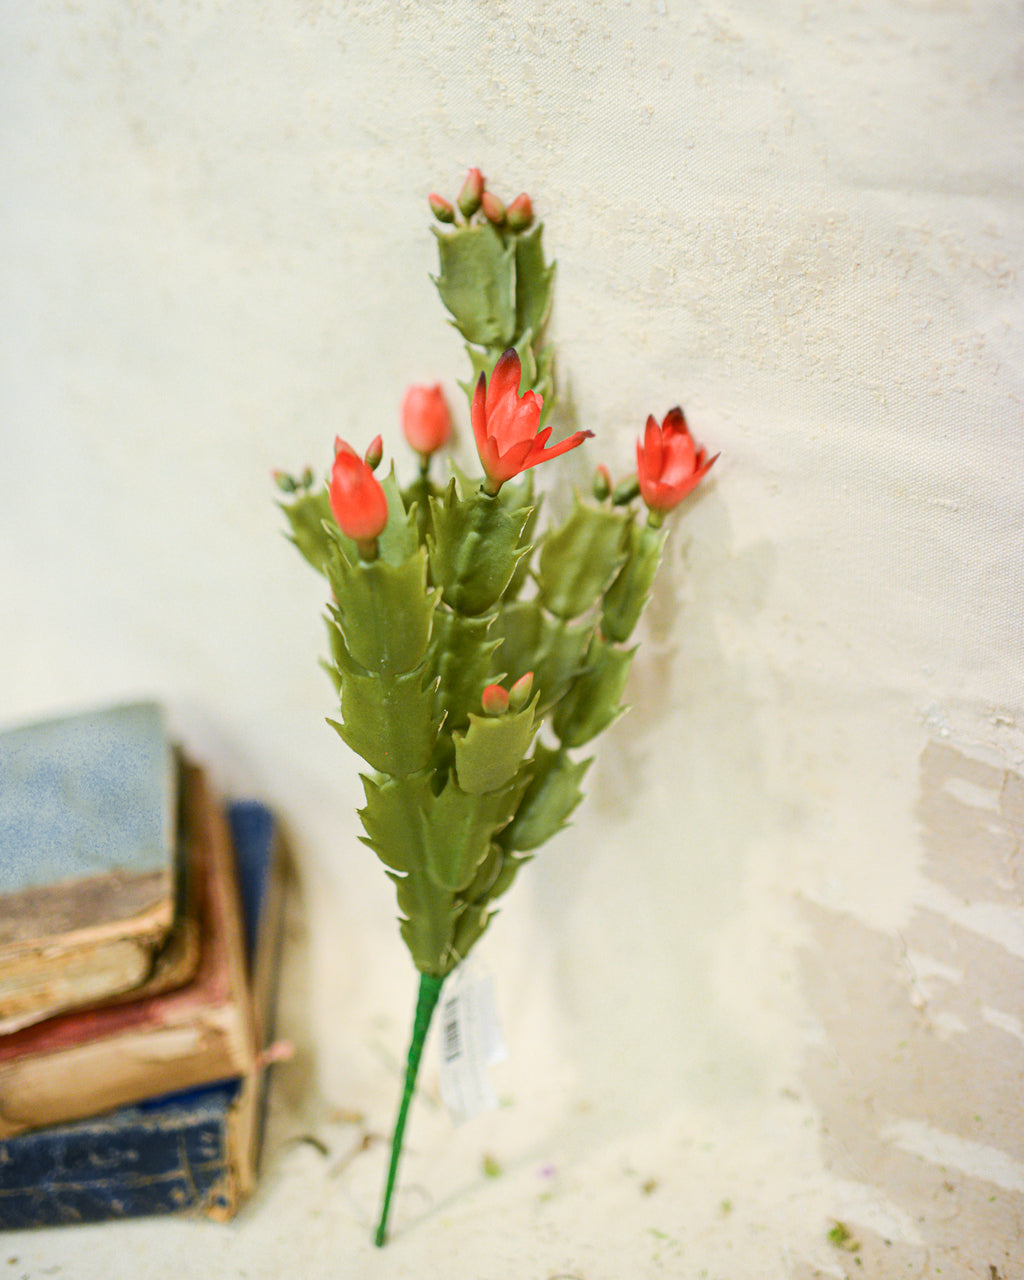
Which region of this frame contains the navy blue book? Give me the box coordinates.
[0,796,285,1228]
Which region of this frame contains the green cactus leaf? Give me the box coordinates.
[535,498,631,620]
[428,482,533,616]
[489,600,592,714]
[453,697,538,795]
[514,223,555,346]
[424,773,528,892]
[432,222,517,348]
[327,546,437,676]
[396,877,457,977]
[318,654,343,696]
[426,609,502,733]
[601,520,666,644]
[496,467,536,516]
[458,842,503,902]
[324,608,365,678]
[376,466,420,564]
[503,498,540,600]
[504,743,592,851]
[358,772,460,975]
[279,488,333,576]
[532,343,556,422]
[330,664,442,776]
[552,636,636,748]
[449,901,493,966]
[474,848,530,902]
[447,844,532,963]
[460,346,499,403]
[358,770,433,874]
[512,335,538,392]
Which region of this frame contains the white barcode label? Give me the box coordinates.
[438,964,506,1122]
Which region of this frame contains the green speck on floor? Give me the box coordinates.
[828,1220,860,1252]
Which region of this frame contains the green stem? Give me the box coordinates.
[374,971,445,1247]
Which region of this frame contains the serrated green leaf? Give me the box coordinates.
[552,637,636,748]
[433,222,516,348]
[327,546,437,676]
[504,743,592,851]
[536,498,631,620]
[474,848,530,902]
[449,901,492,966]
[376,466,421,564]
[453,698,538,795]
[488,600,592,714]
[396,878,457,977]
[424,773,527,892]
[457,842,504,902]
[426,608,502,733]
[318,653,342,695]
[330,664,442,776]
[428,481,533,616]
[515,223,555,345]
[601,519,666,643]
[357,772,460,975]
[358,771,434,874]
[279,488,333,576]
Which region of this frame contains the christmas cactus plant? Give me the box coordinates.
[275,169,717,1245]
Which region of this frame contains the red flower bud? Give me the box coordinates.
[481,191,505,226]
[471,349,593,493]
[506,193,533,232]
[508,671,534,710]
[635,408,718,513]
[329,437,389,541]
[401,384,452,456]
[428,192,456,223]
[364,434,384,470]
[457,168,485,218]
[481,683,510,715]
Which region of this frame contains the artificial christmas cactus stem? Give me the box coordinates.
[374,971,445,1247]
[275,170,719,1247]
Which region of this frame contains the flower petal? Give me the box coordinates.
[487,348,524,416]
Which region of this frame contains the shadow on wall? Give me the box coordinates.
[524,484,781,1134]
[798,741,1024,1278]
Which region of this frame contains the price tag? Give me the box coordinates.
[437,964,507,1122]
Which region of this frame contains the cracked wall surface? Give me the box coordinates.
[797,742,1023,1278]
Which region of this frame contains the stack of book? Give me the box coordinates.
[0,701,286,1228]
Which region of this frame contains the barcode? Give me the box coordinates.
[442,998,462,1062]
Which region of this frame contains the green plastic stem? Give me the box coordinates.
[374,971,445,1247]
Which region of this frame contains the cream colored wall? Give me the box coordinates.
[3,3,1021,1275]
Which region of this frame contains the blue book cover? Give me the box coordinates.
[0,702,180,1031]
[0,702,175,895]
[0,798,284,1229]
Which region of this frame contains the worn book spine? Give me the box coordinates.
[0,769,253,1139]
[0,801,284,1228]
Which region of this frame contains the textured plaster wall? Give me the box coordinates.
[1,2,1021,1276]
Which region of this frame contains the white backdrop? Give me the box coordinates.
[2,3,1022,1277]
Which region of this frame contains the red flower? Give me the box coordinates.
[506,193,533,232]
[472,349,592,492]
[401,384,452,456]
[329,437,389,541]
[481,683,510,715]
[636,408,718,512]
